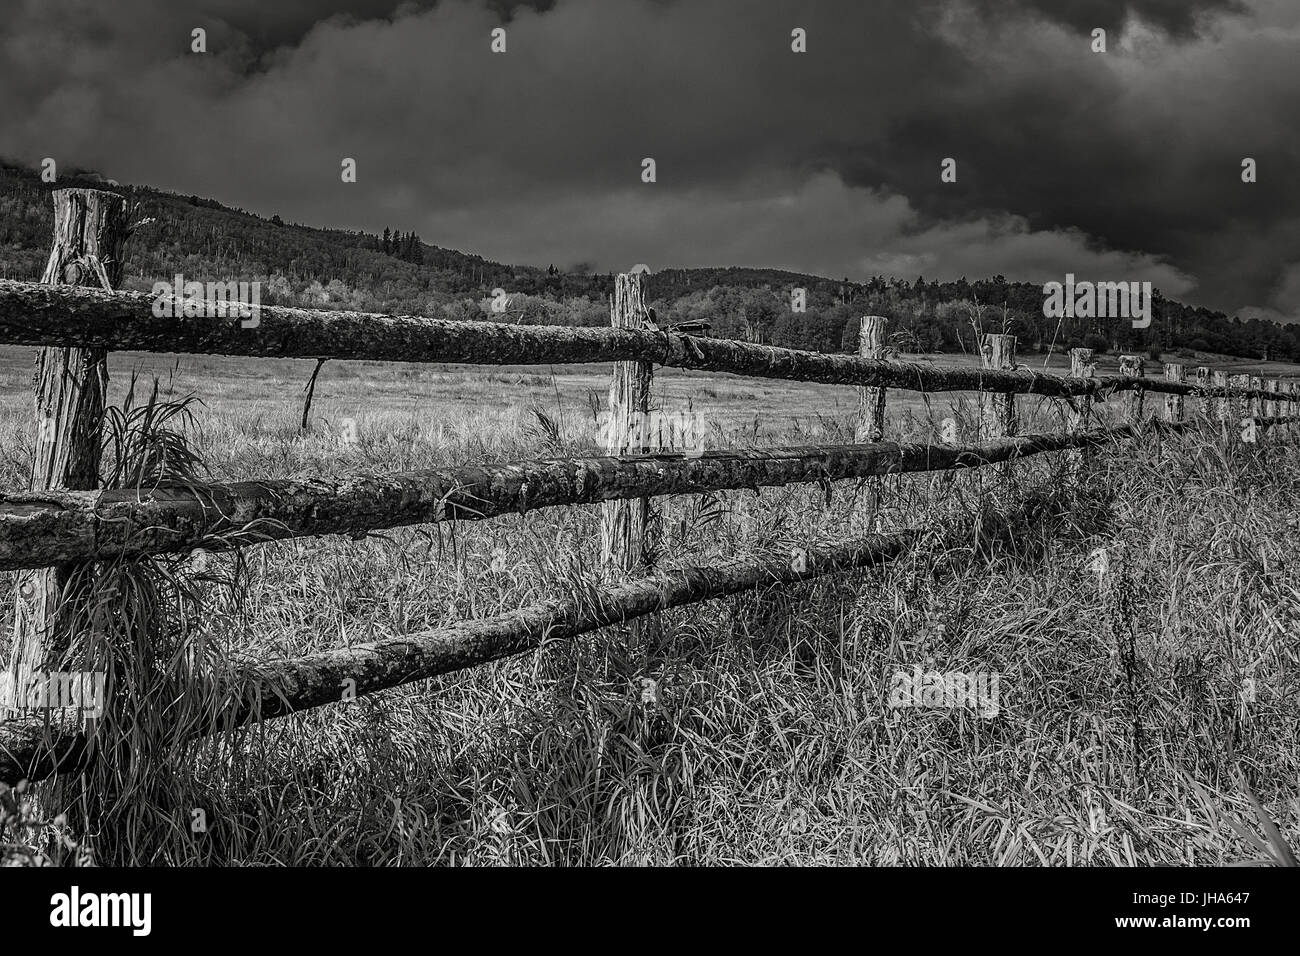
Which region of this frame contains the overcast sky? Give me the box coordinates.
[1,0,1297,320]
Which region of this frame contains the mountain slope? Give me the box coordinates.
[1,160,1295,360]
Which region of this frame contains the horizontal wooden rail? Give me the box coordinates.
[0,423,1221,572]
[220,531,922,725]
[3,506,983,786]
[0,280,1292,403]
[0,410,1280,787]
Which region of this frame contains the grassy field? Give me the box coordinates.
[2,344,1299,866]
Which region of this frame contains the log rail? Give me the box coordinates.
[2,195,1296,788]
[0,279,1292,405]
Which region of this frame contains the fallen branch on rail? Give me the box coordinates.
[0,280,1293,405]
[0,421,1219,571]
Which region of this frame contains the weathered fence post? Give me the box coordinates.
[1194,367,1212,419]
[4,188,128,718]
[600,272,655,576]
[855,316,887,443]
[1248,376,1263,422]
[1163,364,1185,422]
[1264,379,1281,420]
[854,315,888,536]
[1212,370,1230,430]
[1119,355,1145,421]
[1262,378,1280,441]
[1067,347,1095,478]
[1228,374,1251,436]
[981,333,1017,439]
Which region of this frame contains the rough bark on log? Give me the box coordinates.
[855,316,887,442]
[5,189,127,720]
[600,274,654,575]
[1119,355,1145,420]
[981,334,1017,438]
[1279,382,1294,427]
[0,424,1200,572]
[1212,370,1231,425]
[1194,367,1212,419]
[0,530,914,786]
[229,532,920,725]
[1264,379,1281,420]
[2,280,1291,405]
[1066,348,1095,477]
[1163,364,1185,421]
[3,460,1290,790]
[3,489,1044,789]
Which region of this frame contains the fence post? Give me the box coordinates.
[981,333,1017,438]
[1067,347,1095,478]
[1194,367,1212,419]
[1228,374,1250,436]
[1163,364,1185,422]
[1264,379,1280,420]
[1069,347,1095,426]
[855,316,887,443]
[600,272,655,576]
[1119,355,1145,421]
[1212,370,1230,429]
[4,188,128,718]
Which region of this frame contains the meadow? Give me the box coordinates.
[1,343,1298,866]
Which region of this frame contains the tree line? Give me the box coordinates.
[0,161,1296,363]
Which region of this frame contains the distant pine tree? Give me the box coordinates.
[382,227,392,255]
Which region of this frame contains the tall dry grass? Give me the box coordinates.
[1,372,1298,865]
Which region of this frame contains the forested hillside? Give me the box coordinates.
[2,160,1295,360]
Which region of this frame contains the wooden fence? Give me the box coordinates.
[1,187,1297,787]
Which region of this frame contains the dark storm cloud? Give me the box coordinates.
[191,0,555,50]
[829,1,1300,312]
[970,0,1247,37]
[159,0,1250,47]
[0,0,1296,319]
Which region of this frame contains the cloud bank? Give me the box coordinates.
[1,0,1294,319]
